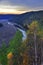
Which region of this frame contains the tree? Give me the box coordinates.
[36,23,43,65]
[7,30,22,65]
[0,43,7,65]
[7,30,22,53]
[0,30,22,65]
[29,21,39,65]
[38,29,43,65]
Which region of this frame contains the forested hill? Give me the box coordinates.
[0,10,43,26]
[9,10,43,27]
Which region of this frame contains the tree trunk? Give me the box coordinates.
[34,32,37,65]
[41,39,43,65]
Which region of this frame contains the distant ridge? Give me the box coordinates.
[0,10,43,26]
[9,10,43,26]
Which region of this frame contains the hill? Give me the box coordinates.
[9,10,43,26]
[0,11,43,26]
[0,10,43,45]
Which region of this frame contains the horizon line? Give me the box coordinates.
[0,10,43,15]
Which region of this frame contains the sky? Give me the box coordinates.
[0,0,43,14]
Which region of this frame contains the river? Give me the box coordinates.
[8,22,27,40]
[17,28,27,40]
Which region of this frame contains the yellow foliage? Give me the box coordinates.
[29,21,39,32]
[37,31,43,35]
[7,52,13,59]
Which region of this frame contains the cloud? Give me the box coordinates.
[0,0,29,12]
[0,0,11,5]
[0,0,43,14]
[0,0,43,7]
[0,0,27,10]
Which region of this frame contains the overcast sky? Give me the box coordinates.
[0,0,43,14]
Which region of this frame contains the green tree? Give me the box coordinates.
[0,43,7,65]
[7,30,22,53]
[0,30,22,65]
[7,30,22,65]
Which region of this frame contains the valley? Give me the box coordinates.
[0,11,43,65]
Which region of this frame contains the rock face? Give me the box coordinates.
[0,20,17,47]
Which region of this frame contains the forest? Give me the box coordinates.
[0,21,43,65]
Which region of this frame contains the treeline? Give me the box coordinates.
[0,21,43,65]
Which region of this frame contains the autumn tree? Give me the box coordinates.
[28,21,39,65]
[38,28,43,65]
